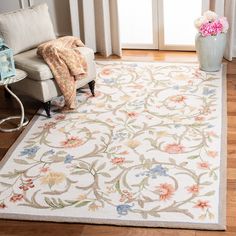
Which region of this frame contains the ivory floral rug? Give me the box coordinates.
[0,62,226,230]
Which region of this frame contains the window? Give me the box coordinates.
[118,0,209,50]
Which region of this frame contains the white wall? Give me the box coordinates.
[1,0,236,57]
[234,5,236,57]
[0,0,72,36]
[0,0,22,12]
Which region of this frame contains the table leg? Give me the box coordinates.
[0,84,29,132]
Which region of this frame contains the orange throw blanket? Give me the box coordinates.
[37,36,87,109]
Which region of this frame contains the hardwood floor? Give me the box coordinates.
[0,50,235,236]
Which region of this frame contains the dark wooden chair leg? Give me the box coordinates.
[43,101,51,118]
[88,80,96,97]
[4,86,11,99]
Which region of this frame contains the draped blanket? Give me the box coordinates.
[37,36,87,109]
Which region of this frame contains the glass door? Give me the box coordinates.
[118,0,209,51]
[118,0,158,49]
[158,0,209,50]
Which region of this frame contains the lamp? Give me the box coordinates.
[0,38,16,80]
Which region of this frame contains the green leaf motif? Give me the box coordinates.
[149,211,161,217]
[0,170,24,179]
[75,201,91,207]
[71,170,88,175]
[142,195,153,202]
[78,162,89,170]
[179,162,188,167]
[97,163,106,172]
[14,159,29,165]
[115,180,122,194]
[187,155,199,160]
[44,197,67,208]
[200,181,213,186]
[169,158,176,164]
[99,172,111,178]
[138,199,144,208]
[204,190,215,196]
[0,182,12,187]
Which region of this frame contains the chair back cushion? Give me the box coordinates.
[0,3,56,55]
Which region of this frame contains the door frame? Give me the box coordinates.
[121,0,159,49]
[158,0,210,51]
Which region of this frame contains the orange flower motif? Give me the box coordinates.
[188,80,193,85]
[62,137,84,148]
[207,151,218,158]
[106,118,113,123]
[195,116,205,122]
[101,68,111,76]
[40,167,50,173]
[41,122,56,130]
[206,131,217,137]
[55,114,66,121]
[119,151,129,155]
[187,184,200,194]
[127,112,138,118]
[106,186,116,194]
[156,183,175,201]
[194,200,210,210]
[131,84,144,89]
[126,140,140,149]
[10,194,24,203]
[0,203,6,209]
[174,73,188,81]
[202,107,211,115]
[164,143,185,154]
[77,194,87,201]
[19,179,34,191]
[41,172,65,186]
[120,190,133,202]
[170,95,186,103]
[111,157,125,165]
[197,162,210,169]
[89,203,100,211]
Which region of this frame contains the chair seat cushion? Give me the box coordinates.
[14,47,95,81]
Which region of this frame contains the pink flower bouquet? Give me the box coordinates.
[194,10,229,37]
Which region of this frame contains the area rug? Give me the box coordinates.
[0,61,226,230]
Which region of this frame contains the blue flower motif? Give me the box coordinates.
[116,204,132,216]
[113,132,128,141]
[129,100,144,107]
[173,85,179,90]
[136,165,168,178]
[174,124,181,128]
[64,154,74,164]
[44,149,55,156]
[103,78,114,84]
[203,87,215,96]
[150,165,168,176]
[20,146,40,157]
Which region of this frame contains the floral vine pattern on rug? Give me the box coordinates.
[0,62,222,224]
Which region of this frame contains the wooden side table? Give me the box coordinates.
[0,69,29,132]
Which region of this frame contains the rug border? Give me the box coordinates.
[0,62,227,231]
[0,109,44,169]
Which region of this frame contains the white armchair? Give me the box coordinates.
[0,3,96,117]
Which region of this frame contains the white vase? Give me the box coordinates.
[195,33,226,72]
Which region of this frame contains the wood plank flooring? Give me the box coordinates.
[0,50,235,236]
